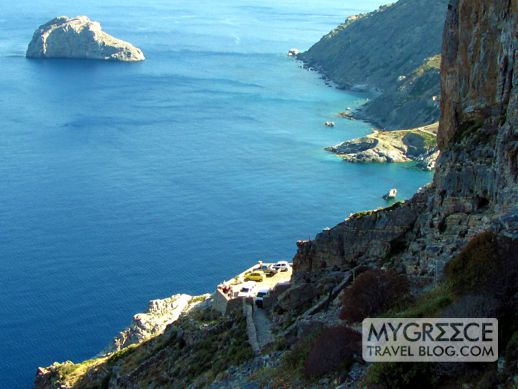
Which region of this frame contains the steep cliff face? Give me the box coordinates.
[292,0,517,289]
[34,1,517,387]
[299,0,448,129]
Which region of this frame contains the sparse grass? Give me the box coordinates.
[190,294,209,304]
[349,201,405,220]
[350,209,377,219]
[452,117,485,145]
[107,343,138,364]
[57,357,108,386]
[49,309,255,388]
[364,361,438,388]
[415,130,437,149]
[390,285,454,318]
[413,55,441,77]
[253,332,321,388]
[367,233,518,387]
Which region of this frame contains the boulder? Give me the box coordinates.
[26,16,145,62]
[324,121,336,127]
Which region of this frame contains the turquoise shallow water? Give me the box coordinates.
[0,0,431,386]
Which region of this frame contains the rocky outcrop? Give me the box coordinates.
[106,294,209,353]
[326,123,438,169]
[291,0,517,289]
[33,0,518,387]
[35,302,255,389]
[299,0,448,129]
[26,16,145,62]
[293,191,430,282]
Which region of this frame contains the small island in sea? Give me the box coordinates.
[26,16,145,62]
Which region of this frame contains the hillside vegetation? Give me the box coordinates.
[299,0,448,129]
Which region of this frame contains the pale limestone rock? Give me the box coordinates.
[26,16,145,62]
[326,123,439,169]
[105,294,209,353]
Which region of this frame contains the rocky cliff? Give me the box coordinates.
[26,16,145,62]
[299,0,448,129]
[105,294,209,353]
[34,0,517,387]
[291,0,517,303]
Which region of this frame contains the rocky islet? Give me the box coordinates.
[26,16,145,62]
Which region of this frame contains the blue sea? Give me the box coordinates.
[0,0,432,387]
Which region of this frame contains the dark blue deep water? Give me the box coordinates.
[0,0,432,386]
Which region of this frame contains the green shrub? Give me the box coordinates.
[365,362,438,388]
[444,232,517,297]
[444,232,500,294]
[350,210,376,219]
[304,326,361,379]
[340,269,409,322]
[108,344,138,364]
[394,285,453,318]
[413,55,441,77]
[259,332,321,387]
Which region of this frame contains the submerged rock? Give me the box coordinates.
[26,16,145,62]
[324,121,336,127]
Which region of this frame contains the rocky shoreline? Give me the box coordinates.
[104,294,210,354]
[33,0,518,387]
[325,122,439,170]
[298,0,447,130]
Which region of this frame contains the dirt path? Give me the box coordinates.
[253,308,274,350]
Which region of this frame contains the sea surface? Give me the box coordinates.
[0,0,432,386]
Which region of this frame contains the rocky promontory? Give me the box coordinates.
[326,122,439,170]
[105,294,210,353]
[26,16,145,62]
[299,0,448,129]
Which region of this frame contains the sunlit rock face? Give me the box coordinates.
[293,0,517,285]
[26,16,145,62]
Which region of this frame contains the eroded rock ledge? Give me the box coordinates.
[105,294,210,354]
[26,16,145,62]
